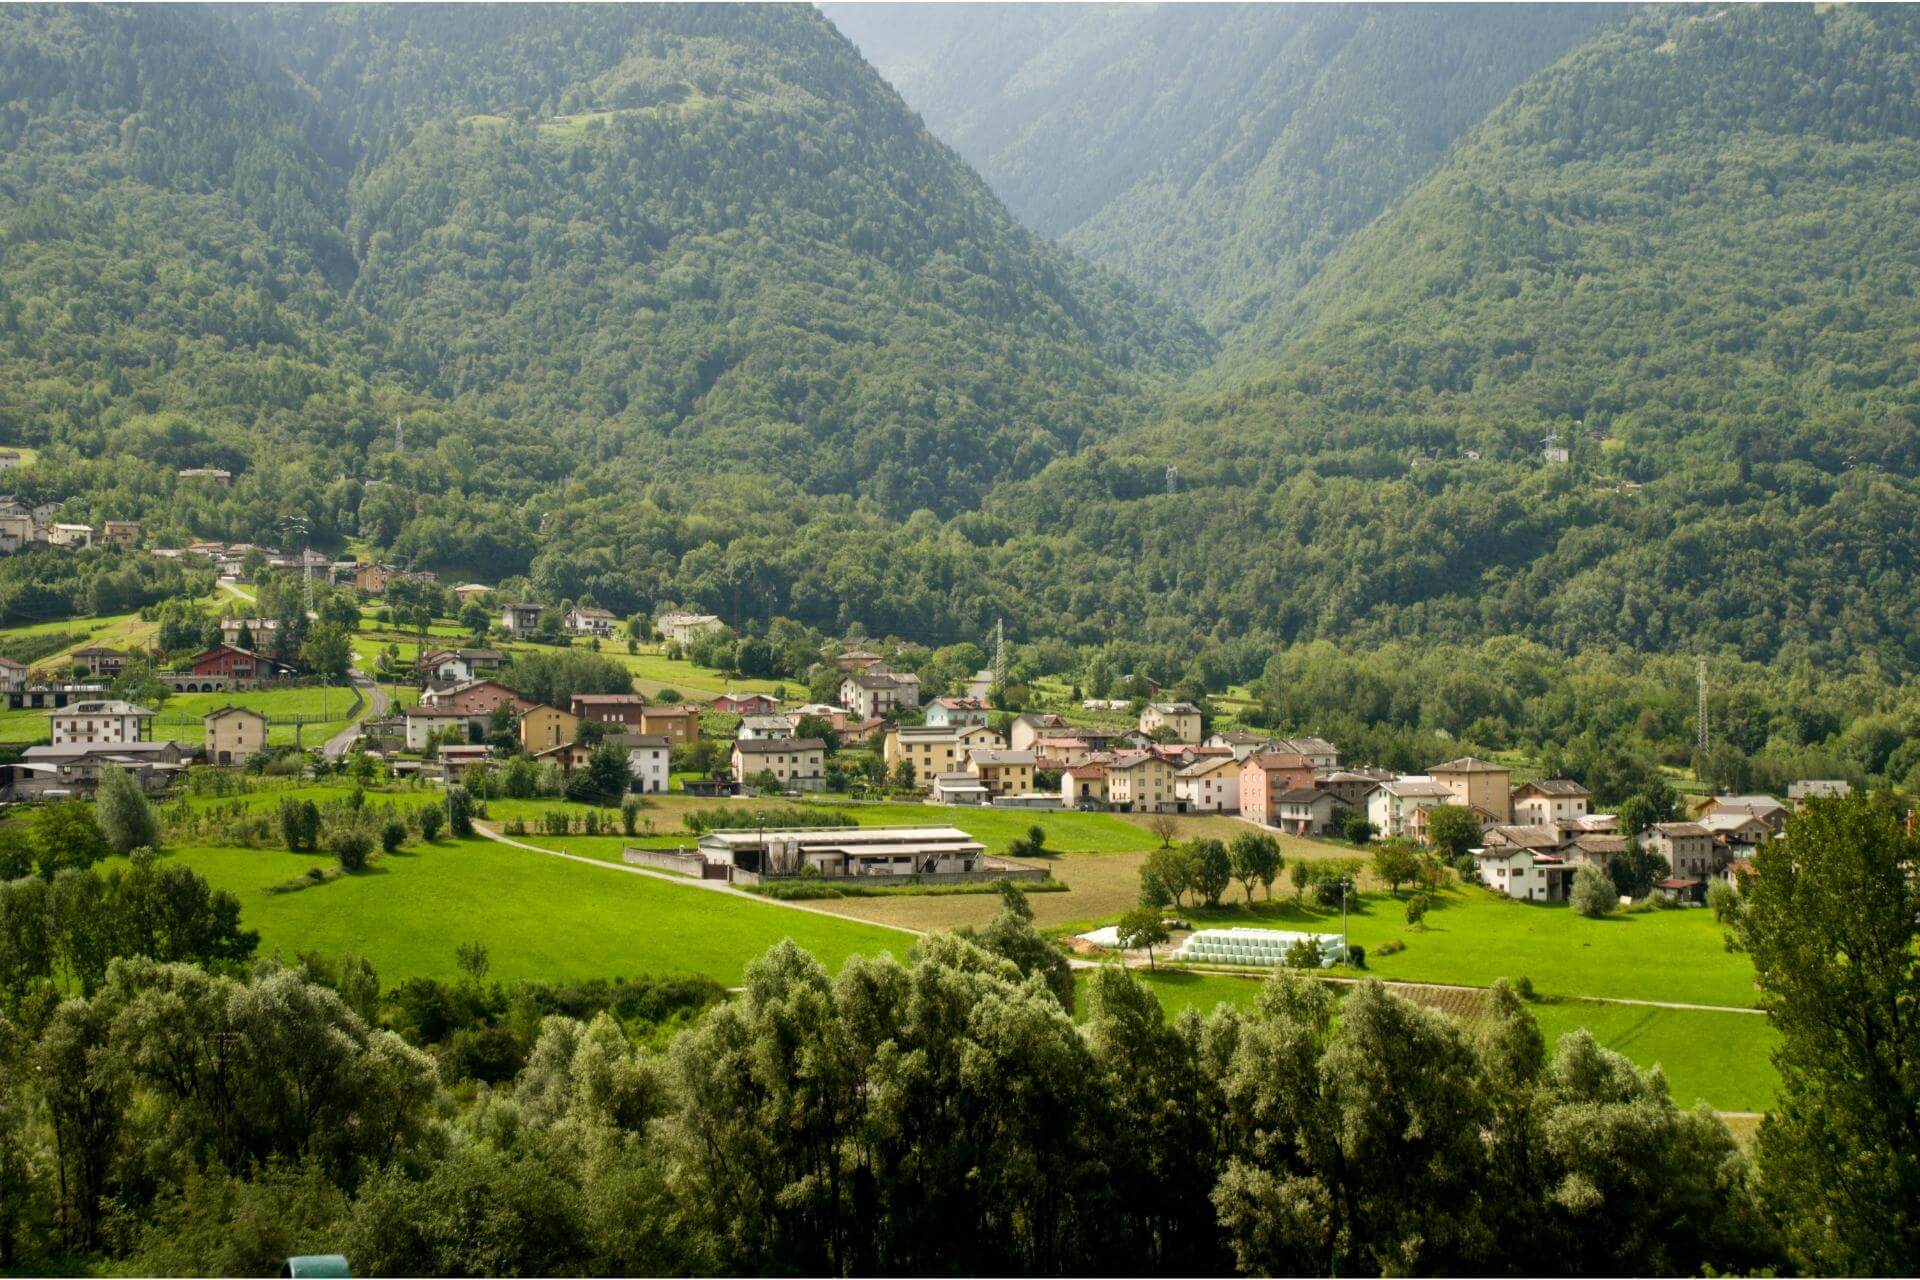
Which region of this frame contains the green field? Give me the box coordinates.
[1173,885,1758,1008]
[1099,969,1778,1113]
[152,686,360,746]
[147,834,913,986]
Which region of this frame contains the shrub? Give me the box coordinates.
[1706,878,1739,924]
[1513,976,1537,1001]
[1346,944,1366,968]
[1343,814,1375,845]
[417,804,445,842]
[332,829,373,873]
[446,785,473,838]
[620,795,643,836]
[1284,938,1325,969]
[1405,892,1431,927]
[380,821,407,855]
[1571,864,1616,918]
[1376,939,1406,956]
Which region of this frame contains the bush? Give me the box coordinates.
[1343,814,1375,844]
[1571,864,1616,918]
[1346,944,1366,968]
[446,785,473,838]
[381,821,407,855]
[332,829,373,872]
[1405,892,1431,927]
[1284,938,1325,969]
[1376,939,1406,956]
[1513,976,1537,1001]
[1706,878,1739,923]
[417,804,445,842]
[620,794,643,836]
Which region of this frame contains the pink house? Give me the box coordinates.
[1239,752,1316,827]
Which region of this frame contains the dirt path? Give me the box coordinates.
[471,823,927,938]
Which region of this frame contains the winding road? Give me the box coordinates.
[321,669,390,758]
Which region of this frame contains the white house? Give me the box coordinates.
[1512,779,1591,827]
[48,700,153,747]
[625,734,671,794]
[565,606,617,637]
[736,713,794,741]
[1271,788,1342,837]
[500,603,543,638]
[840,670,920,720]
[48,522,93,548]
[1475,847,1573,901]
[923,696,989,729]
[402,705,488,751]
[732,738,826,790]
[1173,755,1241,813]
[657,611,724,647]
[1366,778,1455,839]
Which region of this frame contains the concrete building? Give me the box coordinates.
[731,737,826,790]
[1366,778,1456,839]
[736,713,793,741]
[500,602,543,638]
[656,611,724,647]
[1428,756,1513,822]
[1138,701,1202,742]
[1512,779,1591,827]
[1174,755,1241,813]
[1105,750,1179,813]
[203,706,269,765]
[1240,752,1317,827]
[966,747,1035,797]
[49,700,153,747]
[697,825,1041,884]
[518,704,581,754]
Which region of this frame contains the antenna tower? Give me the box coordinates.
[1696,656,1710,758]
[992,617,1007,700]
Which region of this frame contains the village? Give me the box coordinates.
[0,537,1847,913]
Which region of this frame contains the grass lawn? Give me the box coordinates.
[149,835,912,986]
[1164,885,1759,1008]
[154,687,359,746]
[1096,969,1778,1113]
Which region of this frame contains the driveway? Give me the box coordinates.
[321,668,390,758]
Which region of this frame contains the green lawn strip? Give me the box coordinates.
[1094,970,1778,1113]
[1159,885,1758,1008]
[154,687,360,746]
[150,835,911,986]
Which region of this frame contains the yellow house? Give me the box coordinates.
[518,704,581,754]
[1105,750,1180,813]
[203,705,269,766]
[1138,702,1203,742]
[1428,757,1513,823]
[966,748,1035,796]
[883,724,1003,786]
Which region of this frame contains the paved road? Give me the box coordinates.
[321,670,389,759]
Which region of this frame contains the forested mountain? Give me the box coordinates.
[5,3,1920,699]
[826,3,1614,336]
[0,3,1202,569]
[980,4,1920,672]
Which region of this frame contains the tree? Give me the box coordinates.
[33,802,109,876]
[888,759,915,791]
[1425,804,1482,860]
[1189,839,1232,908]
[575,739,633,805]
[332,828,372,872]
[1570,864,1615,917]
[94,765,160,856]
[1116,906,1170,969]
[1290,859,1311,899]
[1142,844,1195,910]
[1344,813,1375,844]
[299,621,352,681]
[445,785,474,838]
[1147,812,1180,847]
[1371,840,1420,897]
[1738,794,1920,1274]
[279,798,319,852]
[455,941,491,984]
[1228,831,1281,903]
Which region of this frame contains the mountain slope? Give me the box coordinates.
[975,4,1920,669]
[231,4,1209,517]
[828,3,1615,336]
